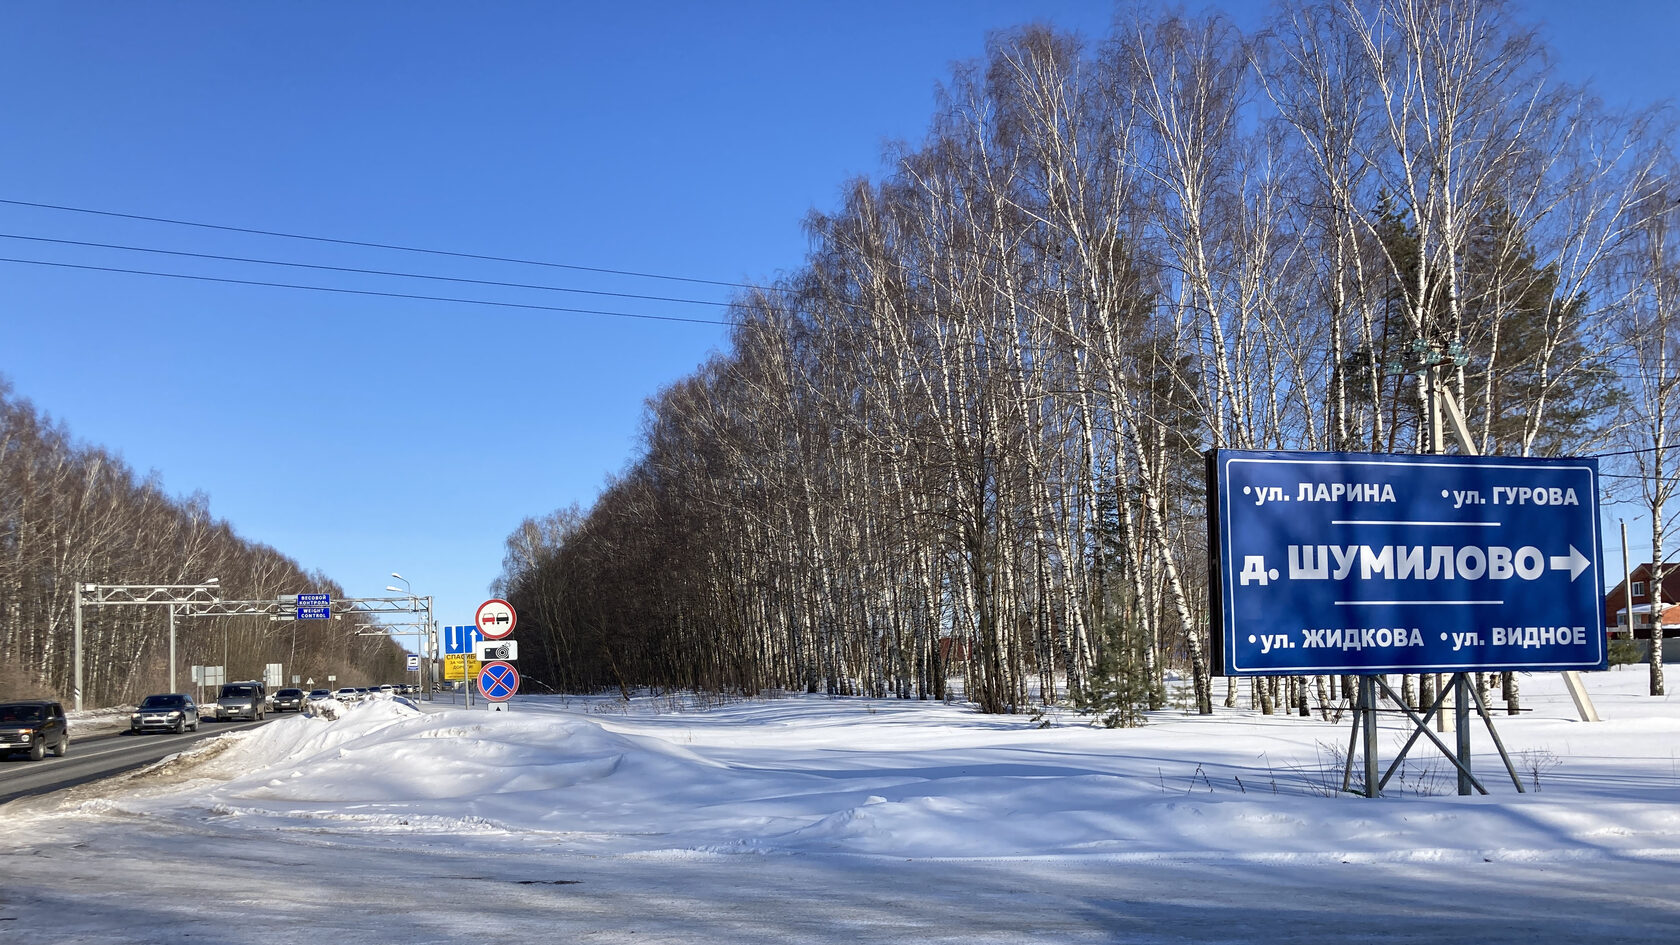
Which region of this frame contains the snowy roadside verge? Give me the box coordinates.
[12,670,1678,867]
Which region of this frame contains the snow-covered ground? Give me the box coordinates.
[3,670,1678,943]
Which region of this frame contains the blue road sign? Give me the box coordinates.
[477,661,519,701]
[1210,449,1605,675]
[442,625,483,655]
[297,607,331,620]
[297,593,330,605]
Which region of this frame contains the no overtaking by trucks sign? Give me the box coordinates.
[1209,449,1606,676]
[476,599,516,640]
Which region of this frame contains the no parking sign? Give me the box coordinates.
[477,660,519,702]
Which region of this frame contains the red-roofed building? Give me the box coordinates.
[1603,559,1680,661]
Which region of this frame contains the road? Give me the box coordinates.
[0,716,270,806]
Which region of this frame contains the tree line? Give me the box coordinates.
[0,380,405,707]
[497,0,1680,713]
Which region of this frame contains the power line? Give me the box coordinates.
[0,232,732,309]
[0,256,732,326]
[0,196,784,294]
[1594,445,1675,458]
[7,201,1679,364]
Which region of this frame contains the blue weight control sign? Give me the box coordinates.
[1209,449,1606,676]
[295,593,331,620]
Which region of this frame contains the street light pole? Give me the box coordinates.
[387,573,427,697]
[74,586,86,712]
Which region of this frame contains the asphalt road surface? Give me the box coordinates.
[0,716,269,806]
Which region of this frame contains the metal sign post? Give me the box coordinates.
[1210,449,1607,797]
[471,600,518,709]
[1211,450,1606,677]
[477,660,519,703]
[475,599,516,639]
[442,624,484,707]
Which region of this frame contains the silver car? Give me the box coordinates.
[131,693,200,734]
[215,681,266,721]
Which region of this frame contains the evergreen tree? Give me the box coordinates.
[1458,205,1622,456]
[1074,610,1153,728]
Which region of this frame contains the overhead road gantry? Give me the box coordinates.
[177,594,437,696]
[72,581,222,711]
[72,586,436,711]
[179,594,434,621]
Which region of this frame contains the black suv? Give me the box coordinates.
[0,700,70,761]
[272,688,306,712]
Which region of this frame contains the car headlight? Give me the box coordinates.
[168,711,181,719]
[131,713,142,721]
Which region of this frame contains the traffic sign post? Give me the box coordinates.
[442,625,483,655]
[477,661,519,702]
[469,602,519,708]
[294,593,332,620]
[476,640,518,662]
[443,654,481,681]
[475,599,516,639]
[441,624,484,704]
[1209,448,1605,798]
[1210,450,1605,676]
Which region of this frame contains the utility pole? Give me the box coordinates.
[1623,520,1636,647]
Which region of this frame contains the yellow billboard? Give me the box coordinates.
[443,654,481,681]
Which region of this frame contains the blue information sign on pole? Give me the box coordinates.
[293,593,331,620]
[441,625,483,655]
[1209,449,1606,675]
[292,591,330,615]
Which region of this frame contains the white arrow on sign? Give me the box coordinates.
[1550,545,1590,581]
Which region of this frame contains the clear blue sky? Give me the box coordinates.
[1,1,1675,641]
